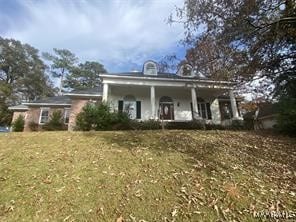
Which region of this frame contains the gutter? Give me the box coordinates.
[8,107,29,111]
[99,74,235,85]
[23,103,71,106]
[63,93,102,97]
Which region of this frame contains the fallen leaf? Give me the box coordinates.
[116,215,123,222]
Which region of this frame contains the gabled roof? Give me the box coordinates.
[23,96,71,106]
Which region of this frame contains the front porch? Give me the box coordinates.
[102,83,242,125]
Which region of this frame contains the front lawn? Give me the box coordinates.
[0,130,295,221]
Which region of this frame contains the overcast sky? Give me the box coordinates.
[0,0,186,72]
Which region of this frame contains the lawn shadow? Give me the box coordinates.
[100,130,231,176]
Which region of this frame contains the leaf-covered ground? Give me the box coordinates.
[0,130,295,221]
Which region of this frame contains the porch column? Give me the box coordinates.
[102,83,109,102]
[150,86,156,119]
[191,87,200,119]
[229,90,239,119]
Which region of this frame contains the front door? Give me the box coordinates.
[160,103,174,120]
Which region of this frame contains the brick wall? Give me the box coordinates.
[11,111,27,123]
[68,99,89,131]
[24,107,67,132]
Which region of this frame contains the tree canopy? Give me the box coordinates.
[64,61,107,90]
[43,49,107,92]
[0,37,55,125]
[43,48,78,94]
[170,0,296,98]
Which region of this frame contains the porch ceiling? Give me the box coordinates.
[109,84,228,99]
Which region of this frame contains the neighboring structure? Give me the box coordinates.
[254,103,278,130]
[9,61,243,131]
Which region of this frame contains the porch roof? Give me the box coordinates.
[100,73,235,89]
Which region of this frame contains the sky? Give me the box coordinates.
[0,0,186,72]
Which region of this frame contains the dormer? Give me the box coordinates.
[143,61,158,75]
[177,64,194,77]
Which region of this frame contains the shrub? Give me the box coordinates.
[229,119,245,130]
[12,115,25,132]
[165,120,205,130]
[276,98,296,136]
[75,103,132,131]
[205,124,225,130]
[111,112,133,130]
[42,110,67,131]
[140,120,162,130]
[129,120,162,130]
[75,103,97,131]
[243,118,254,130]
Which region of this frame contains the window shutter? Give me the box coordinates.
[190,102,193,118]
[118,100,123,112]
[201,103,206,118]
[206,103,212,120]
[136,101,141,119]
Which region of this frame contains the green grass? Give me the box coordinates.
[0,130,295,221]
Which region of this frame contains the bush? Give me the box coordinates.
[205,124,225,130]
[75,103,132,131]
[243,118,254,130]
[129,120,162,130]
[111,112,133,130]
[276,98,296,136]
[12,115,25,132]
[229,119,245,130]
[165,120,205,130]
[42,110,67,131]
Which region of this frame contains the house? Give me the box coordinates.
[9,61,243,131]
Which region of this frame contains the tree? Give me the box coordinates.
[276,97,296,136]
[64,61,107,90]
[170,0,296,98]
[0,37,55,125]
[43,48,78,94]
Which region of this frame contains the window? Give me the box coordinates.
[39,108,50,124]
[118,96,141,119]
[177,64,194,77]
[64,108,70,124]
[144,61,157,75]
[182,65,193,76]
[191,98,212,120]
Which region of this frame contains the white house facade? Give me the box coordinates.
[100,61,243,125]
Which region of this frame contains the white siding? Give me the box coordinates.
[108,85,222,122]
